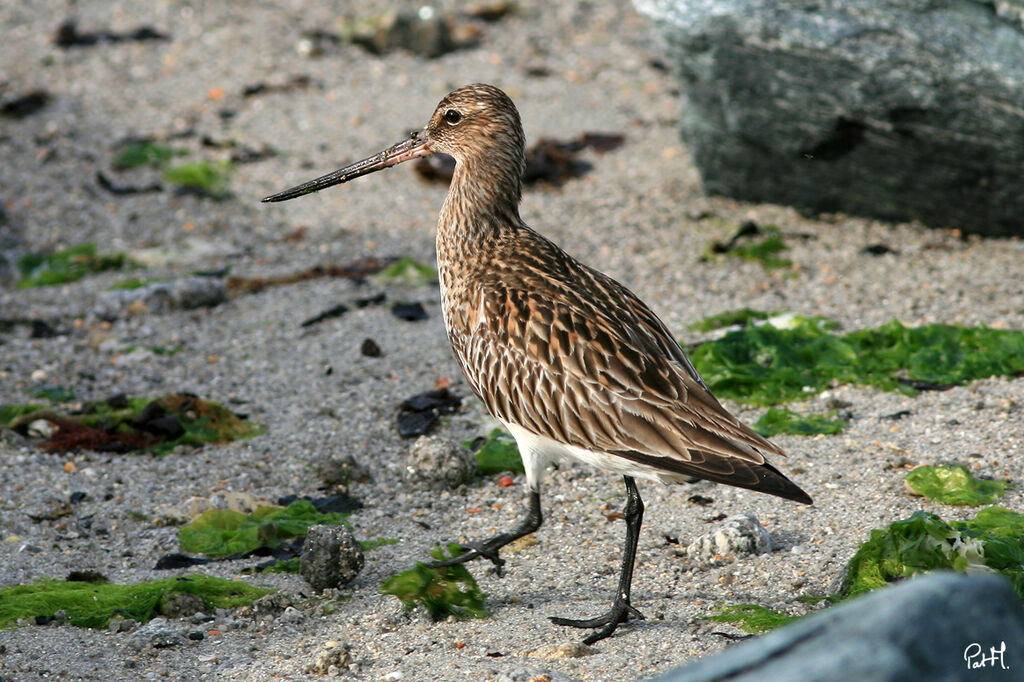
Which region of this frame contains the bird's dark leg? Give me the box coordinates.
[430,489,542,577]
[550,475,645,644]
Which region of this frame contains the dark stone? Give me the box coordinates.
[353,292,387,308]
[861,243,898,256]
[654,572,1024,681]
[637,0,1024,235]
[129,402,185,438]
[396,387,463,437]
[154,553,214,570]
[299,524,365,590]
[360,338,382,357]
[300,303,349,327]
[0,90,51,119]
[391,301,428,321]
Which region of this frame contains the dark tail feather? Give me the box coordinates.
[612,450,813,504]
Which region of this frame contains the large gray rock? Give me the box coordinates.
[636,0,1024,236]
[655,572,1023,681]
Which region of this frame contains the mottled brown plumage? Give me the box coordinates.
[263,83,811,644]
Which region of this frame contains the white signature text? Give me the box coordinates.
[964,641,1009,670]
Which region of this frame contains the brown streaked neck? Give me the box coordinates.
[437,152,525,253]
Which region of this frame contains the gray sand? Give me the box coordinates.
[2,1,1023,680]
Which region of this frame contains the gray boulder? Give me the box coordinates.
[636,0,1024,236]
[655,572,1023,681]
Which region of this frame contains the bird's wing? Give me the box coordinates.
[448,247,809,502]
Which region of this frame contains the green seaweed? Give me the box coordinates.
[689,309,773,332]
[164,161,233,199]
[706,603,800,633]
[0,404,46,427]
[28,385,76,403]
[147,393,263,455]
[467,428,525,475]
[906,463,1010,506]
[0,575,269,629]
[372,257,438,285]
[842,508,1024,600]
[112,141,182,169]
[360,537,401,552]
[380,544,488,620]
[754,407,848,437]
[16,243,132,288]
[691,316,1024,406]
[705,225,792,270]
[5,393,262,455]
[178,500,350,558]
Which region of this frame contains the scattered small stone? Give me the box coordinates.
[109,617,139,633]
[306,641,353,676]
[686,514,773,562]
[244,591,294,618]
[27,495,73,521]
[316,453,373,486]
[128,617,186,650]
[279,606,306,625]
[526,642,597,660]
[300,524,365,591]
[155,491,274,526]
[187,631,205,641]
[27,419,57,439]
[391,301,428,321]
[347,9,473,59]
[360,337,382,357]
[159,591,206,618]
[492,667,566,682]
[94,277,228,320]
[687,494,714,506]
[296,29,341,58]
[403,435,477,490]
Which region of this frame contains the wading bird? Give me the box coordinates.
[263,84,811,644]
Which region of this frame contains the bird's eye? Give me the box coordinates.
[444,109,462,125]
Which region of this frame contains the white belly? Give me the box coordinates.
[501,422,686,490]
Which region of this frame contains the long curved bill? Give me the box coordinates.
[261,131,433,203]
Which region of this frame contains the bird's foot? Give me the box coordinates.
[428,539,508,575]
[549,599,645,644]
